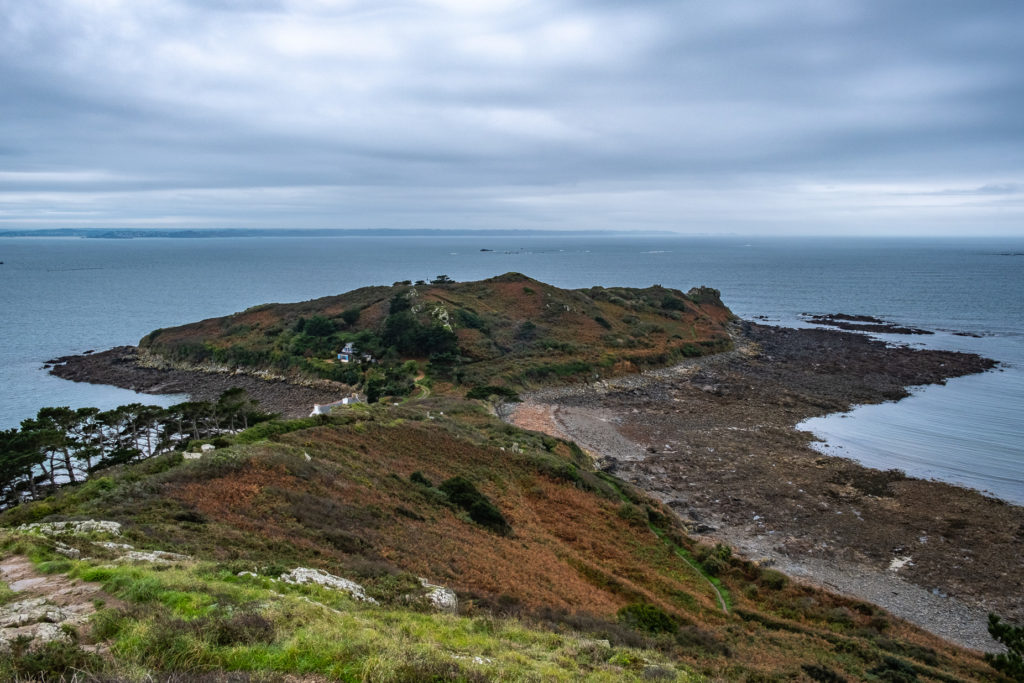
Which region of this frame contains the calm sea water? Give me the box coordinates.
[1,235,1022,503]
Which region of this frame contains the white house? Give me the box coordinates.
[310,394,363,416]
[338,342,356,363]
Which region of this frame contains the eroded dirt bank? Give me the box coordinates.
[506,323,1021,652]
[48,346,344,418]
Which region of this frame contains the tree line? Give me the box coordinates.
[0,388,272,510]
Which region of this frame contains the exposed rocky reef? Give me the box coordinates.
[802,312,934,335]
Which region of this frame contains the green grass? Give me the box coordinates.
[0,580,16,606]
[594,471,732,612]
[41,554,699,681]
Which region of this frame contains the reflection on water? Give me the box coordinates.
[799,368,1024,505]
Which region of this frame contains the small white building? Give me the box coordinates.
[338,342,356,363]
[310,394,362,416]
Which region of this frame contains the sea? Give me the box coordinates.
[1,235,1022,504]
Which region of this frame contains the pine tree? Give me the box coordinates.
[987,614,1024,681]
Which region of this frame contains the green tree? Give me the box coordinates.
[304,315,335,337]
[987,614,1024,680]
[340,308,361,326]
[0,428,45,507]
[24,407,83,486]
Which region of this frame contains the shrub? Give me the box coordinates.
[465,385,520,402]
[661,295,688,311]
[454,308,488,331]
[410,471,433,487]
[616,603,678,634]
[201,612,276,646]
[986,613,1024,679]
[801,664,847,683]
[341,308,361,326]
[438,476,511,535]
[826,607,854,626]
[867,656,919,682]
[759,568,789,591]
[701,555,727,577]
[676,625,730,655]
[234,418,319,444]
[616,503,648,527]
[304,315,336,337]
[0,639,103,680]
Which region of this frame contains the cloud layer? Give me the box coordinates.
[2,0,1022,234]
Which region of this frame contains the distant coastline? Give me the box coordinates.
[0,227,678,239]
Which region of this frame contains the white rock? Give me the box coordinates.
[97,541,134,550]
[182,451,203,460]
[278,568,377,604]
[889,556,913,572]
[0,598,68,628]
[119,550,190,564]
[54,542,81,559]
[17,520,122,537]
[200,443,216,452]
[418,578,458,612]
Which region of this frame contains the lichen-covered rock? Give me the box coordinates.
[278,568,377,604]
[96,541,134,551]
[17,520,122,537]
[54,542,81,559]
[418,578,458,612]
[0,597,68,628]
[119,549,190,564]
[0,598,85,654]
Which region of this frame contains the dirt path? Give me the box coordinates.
[412,372,431,400]
[0,555,117,651]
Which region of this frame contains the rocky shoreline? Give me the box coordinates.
[48,346,345,418]
[505,322,1021,653]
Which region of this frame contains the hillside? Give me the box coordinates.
[137,273,734,398]
[0,399,1002,681]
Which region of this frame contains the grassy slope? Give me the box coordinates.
[137,273,735,389]
[0,398,998,681]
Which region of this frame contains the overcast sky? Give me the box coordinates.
[1,0,1022,235]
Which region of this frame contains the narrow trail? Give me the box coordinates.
[413,372,430,400]
[0,555,117,650]
[592,473,731,615]
[653,528,730,614]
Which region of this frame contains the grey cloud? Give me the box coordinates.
[0,0,1022,234]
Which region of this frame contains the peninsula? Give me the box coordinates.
[4,274,1018,680]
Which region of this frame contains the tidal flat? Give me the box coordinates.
[506,322,1019,651]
